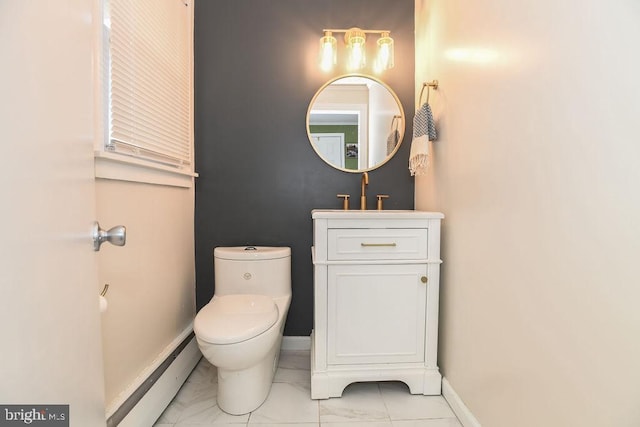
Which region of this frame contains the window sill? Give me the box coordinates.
[94,151,198,188]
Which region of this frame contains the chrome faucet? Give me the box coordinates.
[360,172,369,210]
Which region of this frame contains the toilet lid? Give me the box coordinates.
[194,294,278,345]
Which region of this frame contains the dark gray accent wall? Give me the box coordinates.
[194,0,415,336]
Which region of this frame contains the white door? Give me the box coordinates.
[0,1,106,425]
[312,133,346,168]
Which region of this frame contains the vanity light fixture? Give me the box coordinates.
[375,31,394,72]
[319,27,394,73]
[345,27,366,71]
[319,31,337,72]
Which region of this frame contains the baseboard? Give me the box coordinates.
[105,324,201,427]
[281,335,311,351]
[442,377,482,427]
[116,335,200,427]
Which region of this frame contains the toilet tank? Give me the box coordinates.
[213,246,291,297]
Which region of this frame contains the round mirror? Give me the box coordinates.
[306,75,405,172]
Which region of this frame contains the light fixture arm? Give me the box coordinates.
[322,28,392,36]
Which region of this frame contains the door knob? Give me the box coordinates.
[92,221,126,251]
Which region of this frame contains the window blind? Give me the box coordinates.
[107,0,192,168]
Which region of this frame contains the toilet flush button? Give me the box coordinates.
[243,273,252,280]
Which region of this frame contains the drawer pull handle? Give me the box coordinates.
[360,242,397,247]
[421,276,428,284]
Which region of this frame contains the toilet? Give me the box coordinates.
[193,246,291,415]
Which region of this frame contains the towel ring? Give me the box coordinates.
[389,115,401,131]
[419,80,439,104]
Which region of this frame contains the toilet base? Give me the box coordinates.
[216,335,282,415]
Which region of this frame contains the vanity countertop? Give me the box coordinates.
[311,209,444,220]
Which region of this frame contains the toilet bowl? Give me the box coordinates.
[193,246,291,415]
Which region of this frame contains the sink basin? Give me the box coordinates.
[311,209,444,220]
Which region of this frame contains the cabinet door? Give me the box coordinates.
[327,264,427,365]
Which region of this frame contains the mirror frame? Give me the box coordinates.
[306,74,405,173]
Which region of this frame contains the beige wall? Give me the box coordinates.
[96,179,196,408]
[416,1,640,426]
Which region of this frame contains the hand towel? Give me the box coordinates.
[408,102,436,176]
[413,102,437,141]
[386,129,400,155]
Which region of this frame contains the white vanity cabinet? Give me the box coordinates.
[311,210,444,399]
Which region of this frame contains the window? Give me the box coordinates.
[97,0,195,185]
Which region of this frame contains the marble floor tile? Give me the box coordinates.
[175,423,247,427]
[274,350,311,385]
[322,422,393,427]
[277,349,311,371]
[248,382,319,424]
[173,385,249,425]
[319,382,389,424]
[185,357,218,393]
[248,424,318,427]
[392,419,463,427]
[379,382,457,421]
[156,379,201,424]
[154,350,463,427]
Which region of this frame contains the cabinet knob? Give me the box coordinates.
[421,276,428,284]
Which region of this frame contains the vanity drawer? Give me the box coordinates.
[327,228,428,260]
